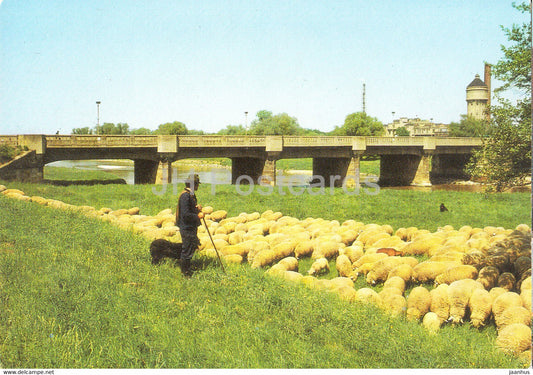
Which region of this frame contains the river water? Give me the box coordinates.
[46,160,530,193]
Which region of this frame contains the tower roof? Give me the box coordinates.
[467,74,487,88]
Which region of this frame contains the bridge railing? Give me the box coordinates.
[0,136,19,147]
[366,137,425,146]
[177,135,267,147]
[45,135,158,147]
[434,137,483,146]
[283,136,353,146]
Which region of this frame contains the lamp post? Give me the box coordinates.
[244,111,248,135]
[96,101,101,130]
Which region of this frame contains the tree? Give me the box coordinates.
[249,110,303,135]
[394,127,410,136]
[218,125,246,135]
[466,1,531,192]
[130,127,153,135]
[448,115,491,137]
[332,112,385,136]
[154,121,188,135]
[96,122,130,135]
[72,127,93,135]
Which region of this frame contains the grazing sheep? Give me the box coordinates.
[365,257,405,285]
[294,240,314,259]
[429,251,465,263]
[413,261,460,283]
[266,257,299,275]
[430,284,450,324]
[401,234,445,256]
[497,272,516,291]
[384,276,406,294]
[341,245,364,263]
[311,240,340,260]
[422,312,442,335]
[308,258,330,276]
[220,244,250,258]
[520,288,532,311]
[468,288,492,328]
[335,254,354,279]
[434,265,479,286]
[379,287,404,300]
[355,288,382,307]
[334,285,357,302]
[354,253,388,268]
[406,286,432,321]
[495,323,532,355]
[250,249,277,269]
[492,292,523,327]
[327,277,355,291]
[496,306,532,331]
[387,264,414,284]
[223,254,244,264]
[476,266,500,290]
[278,271,304,283]
[380,294,407,317]
[447,279,484,324]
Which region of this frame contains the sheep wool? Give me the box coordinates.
[293,240,314,259]
[353,253,388,268]
[520,288,531,311]
[278,271,304,283]
[387,263,414,284]
[365,257,405,285]
[492,292,523,328]
[380,294,407,317]
[468,288,492,328]
[422,312,442,335]
[429,284,450,324]
[476,266,500,290]
[497,272,516,291]
[495,323,532,355]
[401,234,445,256]
[520,276,531,291]
[447,279,484,324]
[334,285,357,302]
[406,286,432,321]
[413,261,460,283]
[496,306,532,331]
[355,288,382,307]
[434,265,479,286]
[335,254,354,279]
[383,276,406,294]
[223,254,244,264]
[342,245,364,263]
[308,258,330,276]
[311,240,340,260]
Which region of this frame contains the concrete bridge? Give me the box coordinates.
[0,134,482,186]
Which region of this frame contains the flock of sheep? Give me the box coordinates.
[1,185,532,364]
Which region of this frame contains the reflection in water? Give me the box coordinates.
[46,160,530,193]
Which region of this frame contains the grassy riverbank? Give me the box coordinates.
[0,193,526,369]
[5,180,530,232]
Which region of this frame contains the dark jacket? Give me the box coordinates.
[176,188,201,231]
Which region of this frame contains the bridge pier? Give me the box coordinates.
[231,155,277,185]
[431,154,471,181]
[312,157,352,187]
[134,159,159,184]
[379,152,433,186]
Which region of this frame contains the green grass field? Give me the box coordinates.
[0,176,530,369]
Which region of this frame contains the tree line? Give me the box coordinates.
[72,111,387,137]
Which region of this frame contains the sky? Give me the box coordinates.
[0,0,529,135]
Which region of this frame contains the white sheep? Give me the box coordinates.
[422,312,442,335]
[406,286,432,321]
[335,254,355,279]
[447,279,484,324]
[308,258,330,276]
[434,265,478,286]
[495,323,532,355]
[429,284,450,324]
[468,288,492,328]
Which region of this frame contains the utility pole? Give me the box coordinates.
[362,83,366,114]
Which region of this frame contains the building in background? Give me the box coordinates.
[466,63,491,121]
[384,118,449,137]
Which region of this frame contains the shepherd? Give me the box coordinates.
[176,173,204,277]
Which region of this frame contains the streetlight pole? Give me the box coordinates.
[96,101,101,131]
[245,111,248,135]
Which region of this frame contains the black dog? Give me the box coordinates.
[150,239,183,265]
[440,203,449,212]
